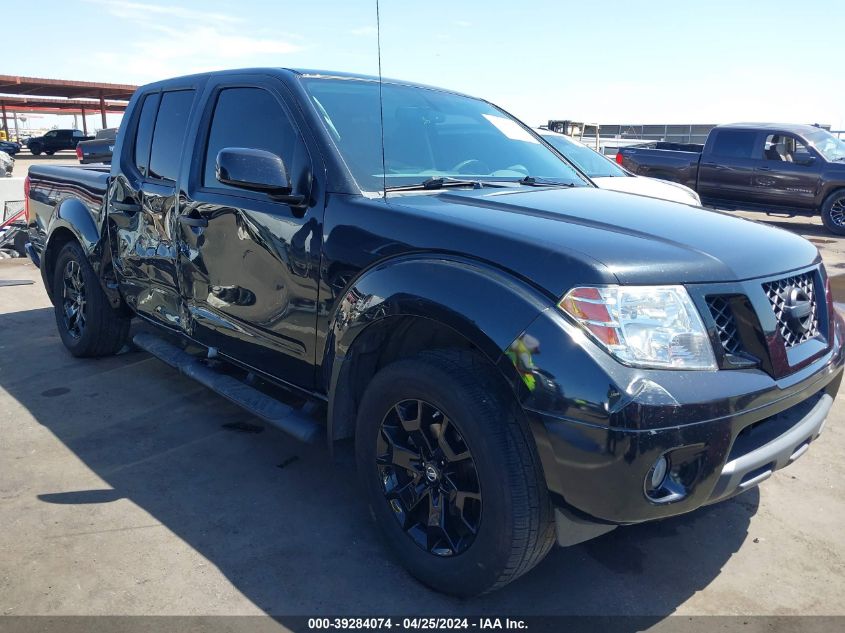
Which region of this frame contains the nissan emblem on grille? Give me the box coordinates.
[781,286,813,334]
[763,272,820,348]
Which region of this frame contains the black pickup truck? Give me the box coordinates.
[617,123,845,234]
[25,69,844,596]
[26,129,93,156]
[76,128,117,164]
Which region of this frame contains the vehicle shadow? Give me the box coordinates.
[725,211,832,241]
[760,219,833,241]
[0,307,758,627]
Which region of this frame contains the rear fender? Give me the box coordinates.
[42,197,116,305]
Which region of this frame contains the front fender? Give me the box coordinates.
[324,255,555,440]
[332,255,552,362]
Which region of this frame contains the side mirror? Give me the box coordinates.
[795,155,816,167]
[216,147,292,194]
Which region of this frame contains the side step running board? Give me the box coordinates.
[133,332,322,443]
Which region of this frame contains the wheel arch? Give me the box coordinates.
[821,184,845,207]
[41,198,111,305]
[324,255,553,443]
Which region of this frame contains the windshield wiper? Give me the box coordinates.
[385,177,497,192]
[518,176,577,187]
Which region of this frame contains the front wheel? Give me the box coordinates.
[356,349,555,596]
[29,147,42,156]
[821,189,845,236]
[52,240,130,357]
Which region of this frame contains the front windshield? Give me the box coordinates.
[804,129,845,162]
[302,77,588,191]
[541,134,627,178]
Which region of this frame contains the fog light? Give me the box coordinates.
[648,455,668,491]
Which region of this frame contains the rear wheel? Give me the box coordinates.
[356,349,555,596]
[12,231,27,257]
[821,189,845,236]
[52,240,130,357]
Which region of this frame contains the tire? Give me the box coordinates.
[29,146,41,156]
[821,189,845,236]
[45,150,55,156]
[52,240,130,357]
[356,349,555,596]
[12,231,27,257]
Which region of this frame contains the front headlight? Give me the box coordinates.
[558,285,716,370]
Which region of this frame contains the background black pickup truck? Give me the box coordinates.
[617,123,845,234]
[24,69,844,596]
[76,128,117,164]
[26,129,93,155]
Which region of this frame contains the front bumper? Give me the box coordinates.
[515,302,844,543]
[705,390,831,505]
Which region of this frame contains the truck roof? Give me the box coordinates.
[138,67,474,99]
[717,122,827,135]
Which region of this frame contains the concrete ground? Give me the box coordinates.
[1,214,845,622]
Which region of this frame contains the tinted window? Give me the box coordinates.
[149,90,195,182]
[133,93,160,177]
[203,87,298,189]
[710,130,757,159]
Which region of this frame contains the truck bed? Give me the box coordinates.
[27,164,110,255]
[616,146,701,188]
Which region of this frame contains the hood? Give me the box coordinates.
[390,186,819,297]
[591,175,699,205]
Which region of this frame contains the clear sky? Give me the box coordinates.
[7,0,844,132]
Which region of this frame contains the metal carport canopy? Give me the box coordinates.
[0,74,137,136]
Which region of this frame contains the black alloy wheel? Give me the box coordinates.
[828,196,845,227]
[356,350,555,596]
[61,258,86,339]
[376,398,482,557]
[821,190,845,236]
[52,240,130,357]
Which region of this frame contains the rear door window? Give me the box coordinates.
[148,90,195,182]
[710,130,758,159]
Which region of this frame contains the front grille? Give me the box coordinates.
[707,297,743,355]
[763,271,820,348]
